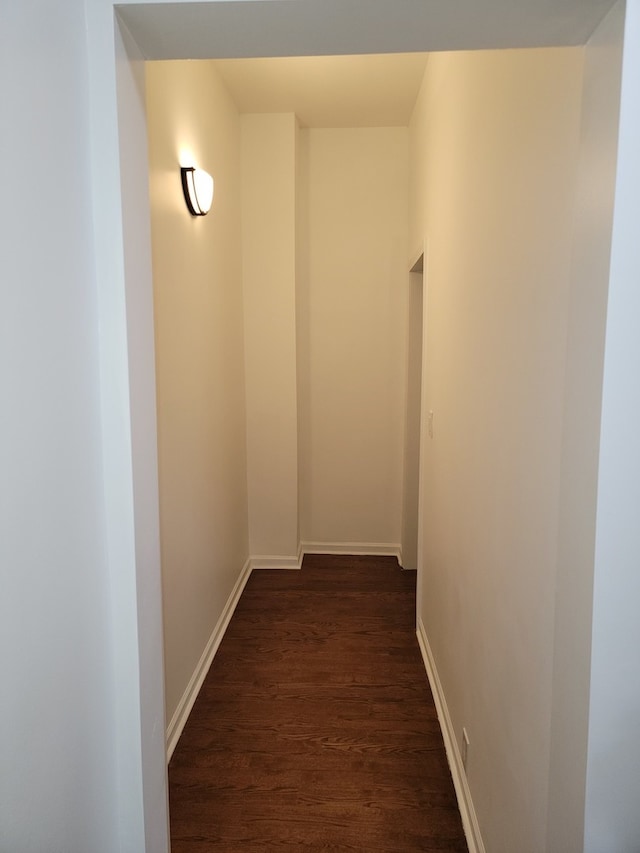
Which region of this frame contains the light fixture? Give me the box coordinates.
[181,166,214,216]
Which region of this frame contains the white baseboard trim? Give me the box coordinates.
[249,551,302,570]
[301,541,402,563]
[417,617,485,853]
[165,558,252,761]
[396,547,417,571]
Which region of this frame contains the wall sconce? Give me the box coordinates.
[181,166,214,216]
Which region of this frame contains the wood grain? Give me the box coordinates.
[169,554,467,851]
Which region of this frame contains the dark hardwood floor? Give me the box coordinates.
[168,554,468,852]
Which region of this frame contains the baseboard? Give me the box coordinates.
[301,541,402,563]
[396,546,418,571]
[249,551,302,570]
[166,558,252,760]
[417,618,485,853]
[249,542,405,569]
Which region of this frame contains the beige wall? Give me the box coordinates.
[296,124,311,547]
[411,48,584,851]
[146,61,249,726]
[548,4,624,850]
[298,127,409,550]
[241,113,300,561]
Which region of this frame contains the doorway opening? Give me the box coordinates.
[402,251,425,572]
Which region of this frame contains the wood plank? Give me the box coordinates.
[169,554,468,852]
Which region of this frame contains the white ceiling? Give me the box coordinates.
[121,0,616,129]
[119,0,616,60]
[212,54,429,128]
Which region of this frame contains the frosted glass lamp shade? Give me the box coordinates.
[181,166,214,216]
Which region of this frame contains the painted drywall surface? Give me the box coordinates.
[411,48,584,851]
[408,68,430,259]
[296,123,311,546]
[547,3,624,850]
[299,127,409,547]
[86,4,171,848]
[0,3,119,851]
[146,61,249,725]
[584,0,640,848]
[241,113,299,559]
[116,23,171,849]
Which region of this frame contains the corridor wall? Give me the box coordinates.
[298,127,409,554]
[146,61,250,732]
[410,47,585,851]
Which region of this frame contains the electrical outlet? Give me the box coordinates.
[428,410,434,438]
[462,728,470,770]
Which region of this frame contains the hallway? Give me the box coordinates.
[168,555,467,851]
